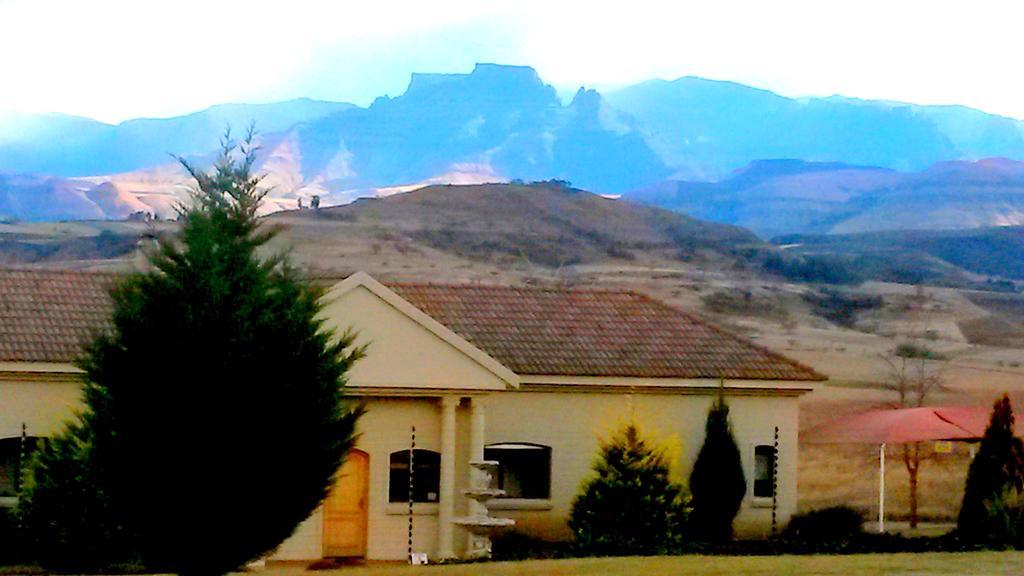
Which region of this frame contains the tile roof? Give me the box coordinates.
[0,268,116,363]
[388,282,825,381]
[0,268,824,382]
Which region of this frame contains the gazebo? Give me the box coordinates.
[810,406,994,532]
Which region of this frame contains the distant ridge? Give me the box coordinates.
[630,158,1024,238]
[5,64,1024,226]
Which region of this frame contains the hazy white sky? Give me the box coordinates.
[1,0,1021,123]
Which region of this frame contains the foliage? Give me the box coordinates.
[893,342,948,361]
[0,506,23,565]
[958,394,1024,542]
[761,252,863,285]
[491,531,575,561]
[801,288,882,328]
[688,393,747,542]
[19,130,365,575]
[568,422,688,555]
[16,426,134,571]
[782,506,865,543]
[700,290,790,323]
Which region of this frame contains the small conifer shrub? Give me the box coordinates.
[569,422,688,555]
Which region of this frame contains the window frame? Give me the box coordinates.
[751,444,778,501]
[388,449,442,504]
[484,442,553,501]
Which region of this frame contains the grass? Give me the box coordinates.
[256,552,1024,576]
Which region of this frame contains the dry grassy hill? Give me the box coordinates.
[271,182,759,270]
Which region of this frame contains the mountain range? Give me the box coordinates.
[631,158,1024,238]
[5,63,1024,232]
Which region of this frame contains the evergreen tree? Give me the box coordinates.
[568,422,687,555]
[688,392,747,542]
[958,394,1024,541]
[20,130,364,575]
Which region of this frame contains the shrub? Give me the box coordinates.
[783,506,865,543]
[761,252,863,285]
[568,422,688,555]
[894,342,948,361]
[802,288,882,328]
[491,531,574,561]
[688,392,746,542]
[958,394,1024,542]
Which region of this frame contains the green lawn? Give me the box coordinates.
[256,552,1024,576]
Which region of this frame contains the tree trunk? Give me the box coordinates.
[903,442,921,529]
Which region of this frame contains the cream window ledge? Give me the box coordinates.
[749,497,775,509]
[487,498,553,511]
[386,502,439,516]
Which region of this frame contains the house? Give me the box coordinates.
[0,268,824,561]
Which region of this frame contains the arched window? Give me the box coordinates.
[389,449,441,503]
[0,436,42,497]
[484,443,552,499]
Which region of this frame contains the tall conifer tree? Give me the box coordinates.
[688,391,747,542]
[21,130,364,575]
[958,394,1024,541]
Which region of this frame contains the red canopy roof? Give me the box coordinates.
[808,406,998,444]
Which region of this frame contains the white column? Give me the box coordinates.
[438,396,459,559]
[468,396,487,516]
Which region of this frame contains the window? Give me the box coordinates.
[753,445,777,498]
[0,436,41,498]
[484,443,551,499]
[389,450,441,503]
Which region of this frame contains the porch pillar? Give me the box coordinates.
[437,395,459,559]
[468,396,487,516]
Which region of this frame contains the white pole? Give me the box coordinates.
[878,442,886,534]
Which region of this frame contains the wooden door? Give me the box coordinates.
[323,449,369,557]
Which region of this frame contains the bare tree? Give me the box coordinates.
[880,338,948,529]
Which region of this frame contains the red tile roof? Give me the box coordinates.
[0,268,824,382]
[388,283,825,381]
[0,268,116,363]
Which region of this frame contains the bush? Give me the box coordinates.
[802,288,882,328]
[568,422,688,555]
[783,506,865,543]
[688,393,746,542]
[491,532,574,561]
[761,252,863,285]
[958,394,1024,542]
[894,342,948,361]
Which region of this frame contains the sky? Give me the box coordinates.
[2,0,1023,124]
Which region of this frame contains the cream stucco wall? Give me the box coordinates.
[321,283,511,391]
[271,396,477,562]
[485,389,799,540]
[0,367,84,439]
[270,386,802,561]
